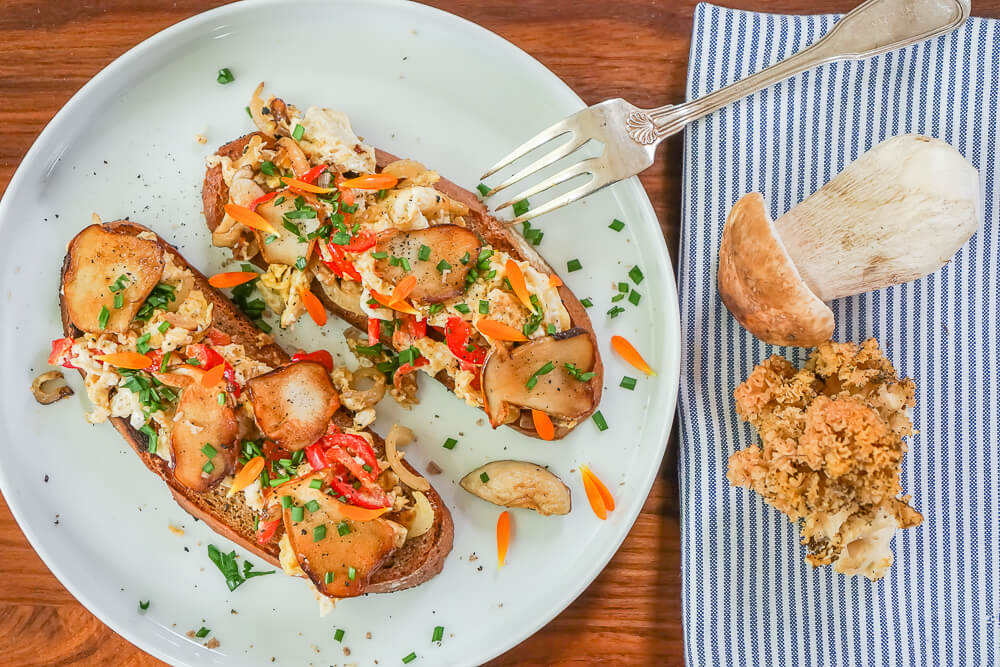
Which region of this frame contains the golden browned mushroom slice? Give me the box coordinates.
[171,380,238,492]
[460,460,571,515]
[246,361,340,451]
[718,135,980,347]
[372,225,481,304]
[253,197,318,267]
[62,225,165,334]
[278,474,399,598]
[482,328,597,428]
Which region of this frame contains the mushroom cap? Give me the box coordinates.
[717,193,834,347]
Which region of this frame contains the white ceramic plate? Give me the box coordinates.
[0,1,679,664]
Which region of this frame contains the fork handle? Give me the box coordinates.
[637,0,968,142]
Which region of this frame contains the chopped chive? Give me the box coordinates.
[478,299,490,314]
[245,105,252,118]
[138,600,150,611]
[217,391,226,405]
[304,499,320,513]
[98,305,110,330]
[459,252,470,265]
[377,188,388,199]
[512,199,530,217]
[113,292,124,309]
[432,626,444,643]
[402,652,417,664]
[609,218,625,232]
[202,461,215,474]
[620,376,637,390]
[195,627,210,638]
[334,627,344,641]
[592,411,609,431]
[580,297,593,308]
[443,437,457,450]
[417,244,431,261]
[629,266,644,284]
[453,303,470,314]
[216,67,234,84]
[546,324,556,335]
[295,256,307,271]
[611,293,625,303]
[436,259,452,273]
[566,259,582,272]
[327,572,337,586]
[140,423,157,454]
[476,183,490,197]
[157,321,170,334]
[201,443,217,458]
[618,282,629,293]
[428,303,444,315]
[362,464,372,473]
[264,234,278,245]
[372,250,389,259]
[309,478,323,489]
[479,472,490,483]
[260,160,276,176]
[159,351,170,373]
[280,495,293,508]
[313,524,326,541]
[525,361,555,390]
[628,290,641,305]
[348,566,356,581]
[400,257,412,272]
[292,124,305,141]
[109,274,131,292]
[290,506,304,522]
[607,305,626,318]
[337,520,351,537]
[269,475,290,487]
[135,333,151,354]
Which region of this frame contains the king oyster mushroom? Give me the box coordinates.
[460,460,571,516]
[246,361,340,451]
[717,134,980,347]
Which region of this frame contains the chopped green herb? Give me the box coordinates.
[564,362,596,382]
[313,524,326,541]
[546,323,556,335]
[292,124,304,141]
[618,282,629,293]
[567,259,582,272]
[459,251,470,265]
[611,293,625,303]
[159,351,171,373]
[260,160,276,176]
[402,653,417,664]
[195,627,210,638]
[216,67,234,84]
[109,274,130,292]
[607,305,626,318]
[337,520,351,537]
[526,361,555,390]
[135,333,151,354]
[327,573,337,586]
[347,566,357,581]
[629,266,644,284]
[305,499,320,513]
[620,376,637,390]
[609,218,625,232]
[280,495,293,508]
[269,475,290,486]
[478,300,489,314]
[291,506,304,522]
[98,305,110,330]
[443,437,457,450]
[264,234,278,245]
[397,346,421,366]
[580,297,593,308]
[157,321,170,334]
[295,256,307,271]
[476,183,491,197]
[139,423,158,454]
[206,545,275,592]
[453,303,470,314]
[334,627,344,641]
[512,199,530,217]
[309,478,323,490]
[417,244,431,261]
[245,105,252,118]
[432,626,444,643]
[436,259,452,273]
[377,188,389,199]
[400,257,412,272]
[592,411,609,431]
[372,250,388,259]
[135,283,176,322]
[202,461,215,474]
[428,303,444,315]
[113,292,124,309]
[522,220,544,246]
[138,600,150,611]
[201,443,217,459]
[628,290,641,305]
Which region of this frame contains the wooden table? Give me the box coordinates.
[2,1,993,664]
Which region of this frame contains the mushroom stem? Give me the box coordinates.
[775,134,980,302]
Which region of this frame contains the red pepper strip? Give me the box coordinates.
[255,517,281,545]
[328,463,391,509]
[322,433,380,482]
[298,163,328,185]
[203,327,232,346]
[321,242,363,282]
[305,442,328,472]
[48,337,77,369]
[186,344,241,398]
[337,230,377,253]
[408,315,427,340]
[248,190,278,211]
[144,350,165,372]
[367,318,381,345]
[393,356,429,390]
[444,316,487,365]
[291,349,334,373]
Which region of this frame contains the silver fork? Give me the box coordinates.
[481,0,970,223]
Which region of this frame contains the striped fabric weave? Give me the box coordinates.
[678,5,999,666]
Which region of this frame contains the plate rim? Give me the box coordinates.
[0,0,681,664]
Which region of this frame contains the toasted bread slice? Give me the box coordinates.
[59,220,453,593]
[203,135,603,440]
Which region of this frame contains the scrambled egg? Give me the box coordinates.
[258,264,312,328]
[296,107,376,175]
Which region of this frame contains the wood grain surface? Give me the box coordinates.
[2,1,996,665]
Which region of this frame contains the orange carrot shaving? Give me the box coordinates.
[226,456,265,498]
[337,505,391,522]
[280,176,334,194]
[548,274,563,288]
[531,409,555,441]
[339,173,399,190]
[476,318,529,342]
[370,291,420,315]
[580,466,607,520]
[580,464,615,512]
[496,510,511,568]
[208,271,258,289]
[610,335,656,376]
[201,362,226,388]
[338,184,356,206]
[300,288,327,326]
[224,203,280,235]
[96,351,152,370]
[391,275,418,304]
[505,259,534,310]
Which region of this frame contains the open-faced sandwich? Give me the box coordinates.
[201,86,603,440]
[50,219,453,609]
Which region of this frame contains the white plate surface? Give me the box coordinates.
[0,1,680,664]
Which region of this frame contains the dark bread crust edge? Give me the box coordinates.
[59,220,453,593]
[203,136,603,439]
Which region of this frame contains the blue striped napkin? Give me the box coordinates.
[678,4,999,666]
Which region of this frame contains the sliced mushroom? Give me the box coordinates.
[62,225,165,334]
[170,380,238,492]
[482,328,597,428]
[31,371,73,405]
[718,135,980,347]
[253,197,316,267]
[372,225,481,304]
[278,474,398,598]
[460,460,571,516]
[246,361,340,451]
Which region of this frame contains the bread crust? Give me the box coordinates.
[203,139,603,439]
[60,220,453,591]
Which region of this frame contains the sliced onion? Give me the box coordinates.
[249,83,278,137]
[339,367,386,411]
[31,371,73,405]
[384,425,430,492]
[277,137,309,176]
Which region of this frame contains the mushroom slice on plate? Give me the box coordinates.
[246,361,340,451]
[482,328,597,428]
[277,474,399,598]
[460,460,571,515]
[253,197,319,267]
[372,224,481,304]
[62,224,165,334]
[171,380,239,492]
